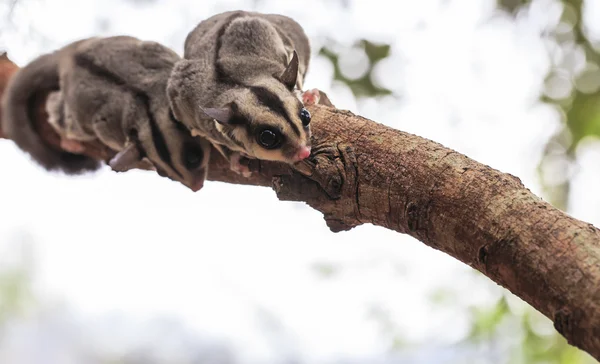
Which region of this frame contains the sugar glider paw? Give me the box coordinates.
[302,88,321,106]
[60,138,86,154]
[230,152,252,178]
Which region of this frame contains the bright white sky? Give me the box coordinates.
[1,0,599,362]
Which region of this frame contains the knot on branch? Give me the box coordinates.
[272,141,362,232]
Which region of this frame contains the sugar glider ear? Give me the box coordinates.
[199,106,233,125]
[279,50,299,91]
[109,143,142,172]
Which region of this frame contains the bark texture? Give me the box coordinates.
[2,56,600,360]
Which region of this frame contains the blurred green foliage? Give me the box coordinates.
[0,267,33,325]
[323,0,599,211]
[499,0,600,210]
[468,296,511,342]
[319,39,393,98]
[322,0,600,362]
[468,295,595,363]
[0,237,36,344]
[0,267,33,334]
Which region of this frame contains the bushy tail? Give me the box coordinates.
[1,52,100,174]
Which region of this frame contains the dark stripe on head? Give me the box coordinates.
[249,86,300,136]
[222,103,250,148]
[226,102,251,126]
[74,54,182,178]
[214,12,246,84]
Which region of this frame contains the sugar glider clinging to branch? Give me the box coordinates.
[2,36,211,191]
[167,10,319,177]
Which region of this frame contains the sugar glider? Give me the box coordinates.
[2,36,211,191]
[168,10,322,177]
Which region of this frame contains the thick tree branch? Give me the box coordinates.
[2,56,600,360]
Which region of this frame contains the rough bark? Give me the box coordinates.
[1,55,600,360]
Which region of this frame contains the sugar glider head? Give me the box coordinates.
[109,109,211,192]
[200,51,312,164]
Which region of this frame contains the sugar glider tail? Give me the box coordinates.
[1,51,100,174]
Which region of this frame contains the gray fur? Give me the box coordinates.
[167,10,313,169]
[1,39,100,174]
[5,36,211,191]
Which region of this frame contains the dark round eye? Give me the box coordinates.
[299,108,311,126]
[183,145,204,170]
[257,128,283,149]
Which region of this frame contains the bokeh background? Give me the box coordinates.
[1,0,599,363]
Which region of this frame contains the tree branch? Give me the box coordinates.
[2,55,600,360]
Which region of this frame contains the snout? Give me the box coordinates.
[293,146,311,162]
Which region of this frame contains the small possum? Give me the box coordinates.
[2,36,211,191]
[168,10,319,177]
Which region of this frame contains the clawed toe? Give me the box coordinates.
[302,88,320,106]
[229,152,252,177]
[60,138,85,154]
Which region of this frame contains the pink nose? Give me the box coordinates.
[190,179,204,192]
[295,146,311,161]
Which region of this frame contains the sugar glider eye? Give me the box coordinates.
[183,144,204,170]
[257,127,283,149]
[299,108,311,126]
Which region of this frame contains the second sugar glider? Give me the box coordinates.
[2,36,211,192]
[168,10,320,177]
